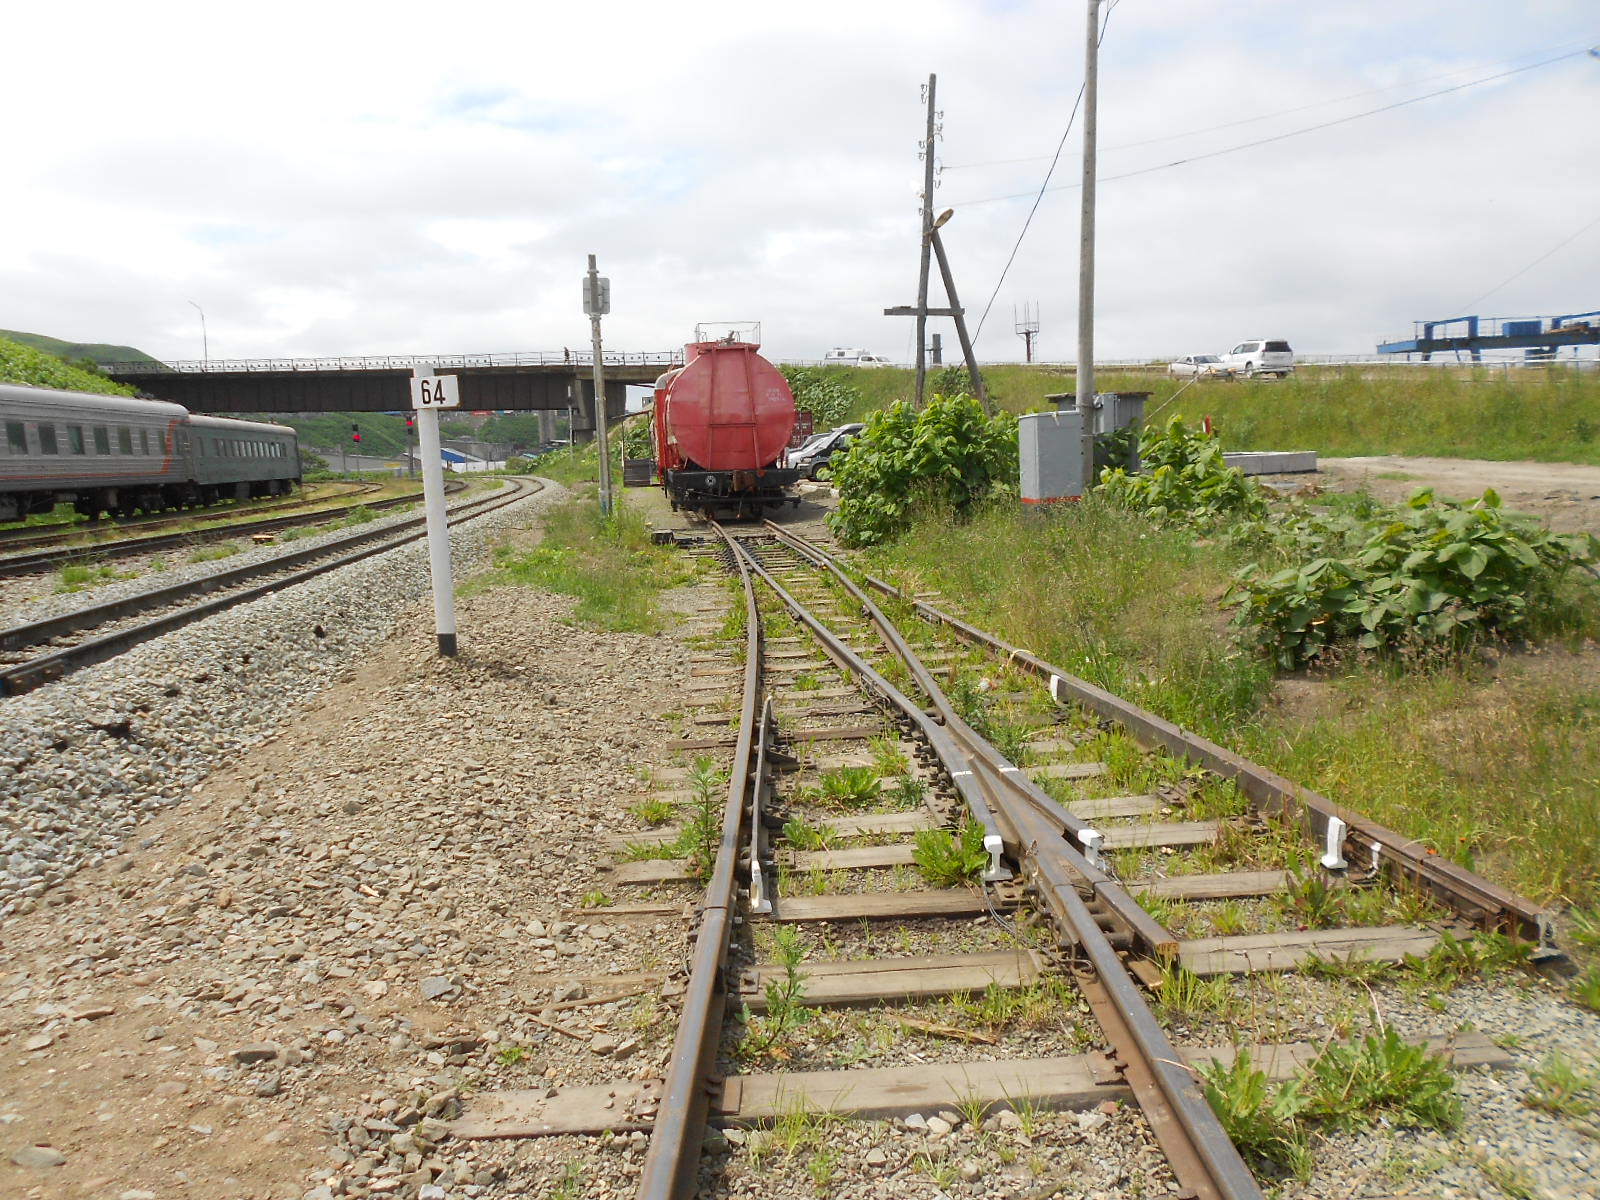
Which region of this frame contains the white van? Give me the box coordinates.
[823,348,894,368]
[1219,340,1295,379]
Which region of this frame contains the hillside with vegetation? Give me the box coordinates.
[0,329,159,368]
[0,333,136,396]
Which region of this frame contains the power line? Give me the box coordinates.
[1455,210,1600,314]
[973,0,1117,341]
[950,46,1592,208]
[943,36,1599,172]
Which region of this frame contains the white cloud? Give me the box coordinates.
[2,0,1596,365]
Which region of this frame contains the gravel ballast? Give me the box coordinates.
[1,480,1597,1200]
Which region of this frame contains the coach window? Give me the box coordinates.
[40,425,59,454]
[140,430,150,455]
[68,426,86,454]
[118,427,133,455]
[5,421,25,454]
[94,427,111,455]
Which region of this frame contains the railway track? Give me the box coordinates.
[0,477,538,696]
[446,521,1548,1198]
[0,481,461,579]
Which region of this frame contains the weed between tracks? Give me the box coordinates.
[477,496,694,632]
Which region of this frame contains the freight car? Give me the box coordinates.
[652,329,801,518]
[0,382,300,521]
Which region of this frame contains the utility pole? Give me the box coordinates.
[1077,0,1100,421]
[584,254,615,517]
[1015,303,1040,363]
[886,78,991,414]
[914,74,939,409]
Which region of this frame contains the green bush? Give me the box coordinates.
[827,393,1017,547]
[780,367,859,431]
[1098,416,1266,526]
[1225,488,1599,669]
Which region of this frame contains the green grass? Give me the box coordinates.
[862,486,1600,907]
[55,562,134,593]
[835,362,1600,465]
[479,496,693,632]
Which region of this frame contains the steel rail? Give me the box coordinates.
[0,483,464,579]
[0,480,539,697]
[764,523,1174,952]
[634,523,764,1200]
[0,482,385,553]
[852,570,1554,946]
[755,525,1262,1200]
[1,482,508,656]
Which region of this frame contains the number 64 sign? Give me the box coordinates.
[410,376,461,409]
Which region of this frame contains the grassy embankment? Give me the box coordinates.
[863,495,1600,912]
[834,362,1600,464]
[844,366,1600,917]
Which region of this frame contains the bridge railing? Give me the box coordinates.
[103,350,686,375]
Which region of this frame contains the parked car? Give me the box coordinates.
[787,422,864,479]
[822,348,894,368]
[1219,340,1295,378]
[1168,354,1230,379]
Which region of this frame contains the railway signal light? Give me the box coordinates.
[351,423,361,444]
[405,413,415,433]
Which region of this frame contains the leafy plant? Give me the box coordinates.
[1523,1052,1598,1119]
[738,926,817,1062]
[782,817,831,852]
[1198,1050,1312,1180]
[779,366,861,431]
[815,766,880,807]
[495,1044,528,1065]
[1403,930,1534,991]
[630,797,674,825]
[1098,416,1267,527]
[827,392,1018,547]
[1302,1027,1462,1132]
[911,821,989,886]
[580,889,612,908]
[1224,487,1599,669]
[1276,867,1347,929]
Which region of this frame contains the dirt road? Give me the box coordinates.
[1313,455,1600,536]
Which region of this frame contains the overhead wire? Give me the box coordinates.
[951,46,1592,209]
[944,36,1600,171]
[1453,210,1600,314]
[971,0,1117,341]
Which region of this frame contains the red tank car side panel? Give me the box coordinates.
[660,342,794,471]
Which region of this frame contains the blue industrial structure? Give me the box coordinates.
[1377,311,1600,361]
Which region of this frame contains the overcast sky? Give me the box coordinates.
[5,1,1597,366]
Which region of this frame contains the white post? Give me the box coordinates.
[413,365,458,657]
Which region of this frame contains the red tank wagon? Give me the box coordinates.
[653,327,802,518]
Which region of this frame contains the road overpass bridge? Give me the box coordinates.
[102,350,683,439]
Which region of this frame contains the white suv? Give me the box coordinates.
[1220,340,1294,379]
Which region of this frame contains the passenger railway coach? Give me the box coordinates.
[0,382,300,521]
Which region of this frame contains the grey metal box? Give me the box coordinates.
[1020,409,1087,503]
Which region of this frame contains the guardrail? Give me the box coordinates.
[102,351,686,375]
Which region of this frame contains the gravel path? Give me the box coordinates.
[2,478,1597,1200]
